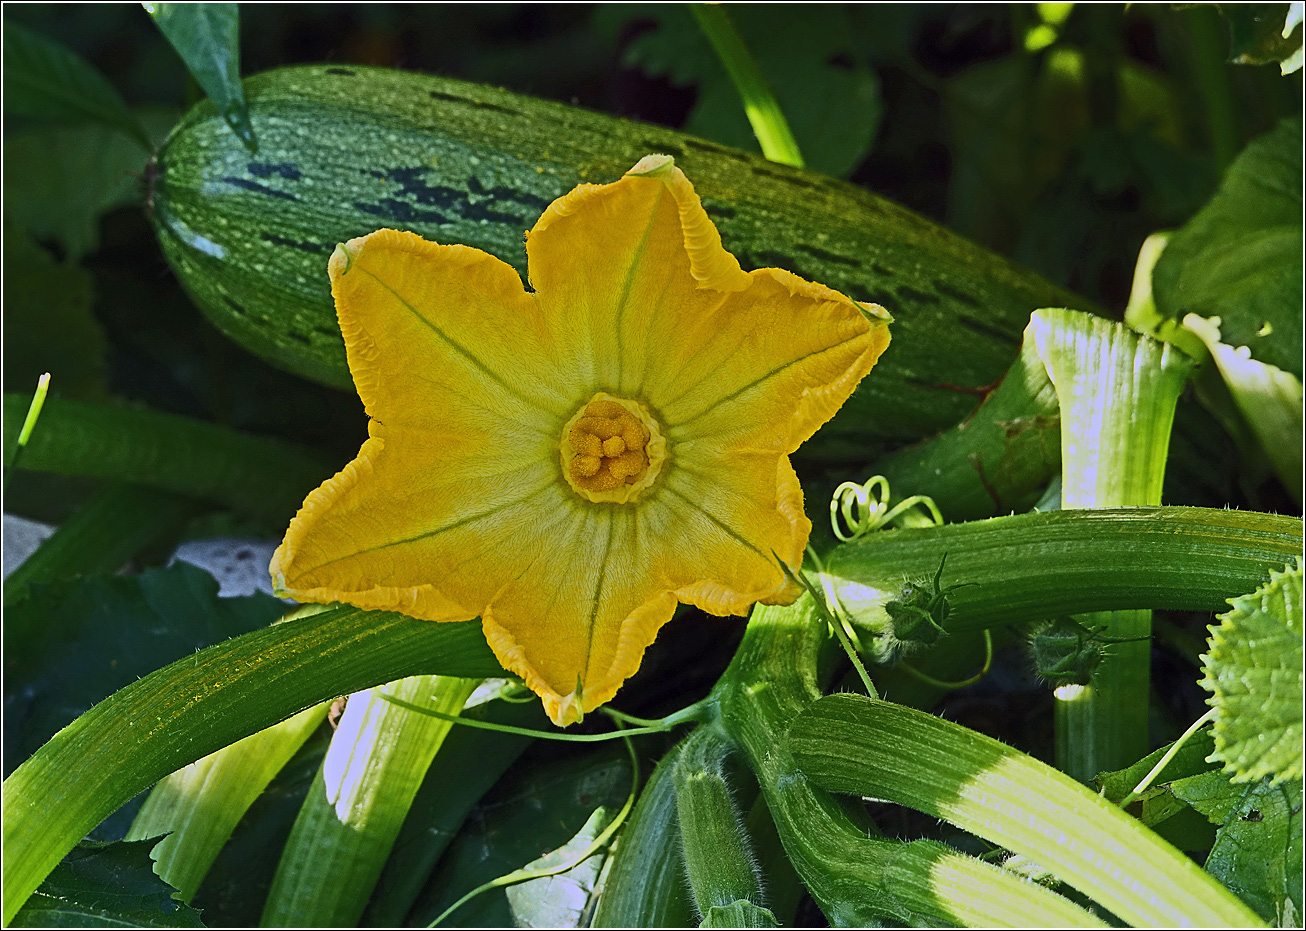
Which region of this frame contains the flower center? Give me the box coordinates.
[560,393,667,504]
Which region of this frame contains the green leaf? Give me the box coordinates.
[606,5,880,177]
[1201,558,1304,784]
[410,745,632,927]
[1154,119,1303,379]
[11,839,202,928]
[1096,730,1219,827]
[145,3,255,151]
[505,806,613,928]
[4,561,283,770]
[2,607,503,924]
[1185,313,1303,502]
[2,20,150,147]
[701,900,780,928]
[1219,2,1305,72]
[1,227,104,397]
[1170,772,1303,923]
[2,108,176,259]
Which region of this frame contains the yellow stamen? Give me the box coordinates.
[560,393,667,504]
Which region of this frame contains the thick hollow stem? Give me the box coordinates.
[711,598,1106,927]
[1030,309,1194,781]
[824,506,1302,633]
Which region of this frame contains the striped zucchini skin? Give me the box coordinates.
[152,64,1094,461]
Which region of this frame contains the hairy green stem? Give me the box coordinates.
[791,694,1261,927]
[674,727,775,926]
[711,598,1104,926]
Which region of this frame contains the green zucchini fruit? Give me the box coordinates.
[150,64,1094,462]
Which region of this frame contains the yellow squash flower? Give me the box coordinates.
[270,155,890,726]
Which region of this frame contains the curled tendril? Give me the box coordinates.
[830,475,944,541]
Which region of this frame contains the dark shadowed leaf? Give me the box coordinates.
[605,4,880,177]
[410,745,632,927]
[2,226,105,399]
[1218,3,1304,72]
[1169,772,1303,923]
[3,561,282,773]
[1154,119,1303,378]
[2,20,149,147]
[2,107,177,258]
[506,806,613,928]
[11,839,203,928]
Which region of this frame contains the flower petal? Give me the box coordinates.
[272,228,577,619]
[331,228,578,421]
[655,449,808,616]
[525,158,750,399]
[270,422,564,621]
[657,268,891,455]
[481,502,681,726]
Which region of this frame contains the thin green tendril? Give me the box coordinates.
[897,629,994,690]
[377,693,709,743]
[776,549,878,700]
[428,724,641,927]
[1118,708,1218,808]
[604,704,709,729]
[830,474,943,541]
